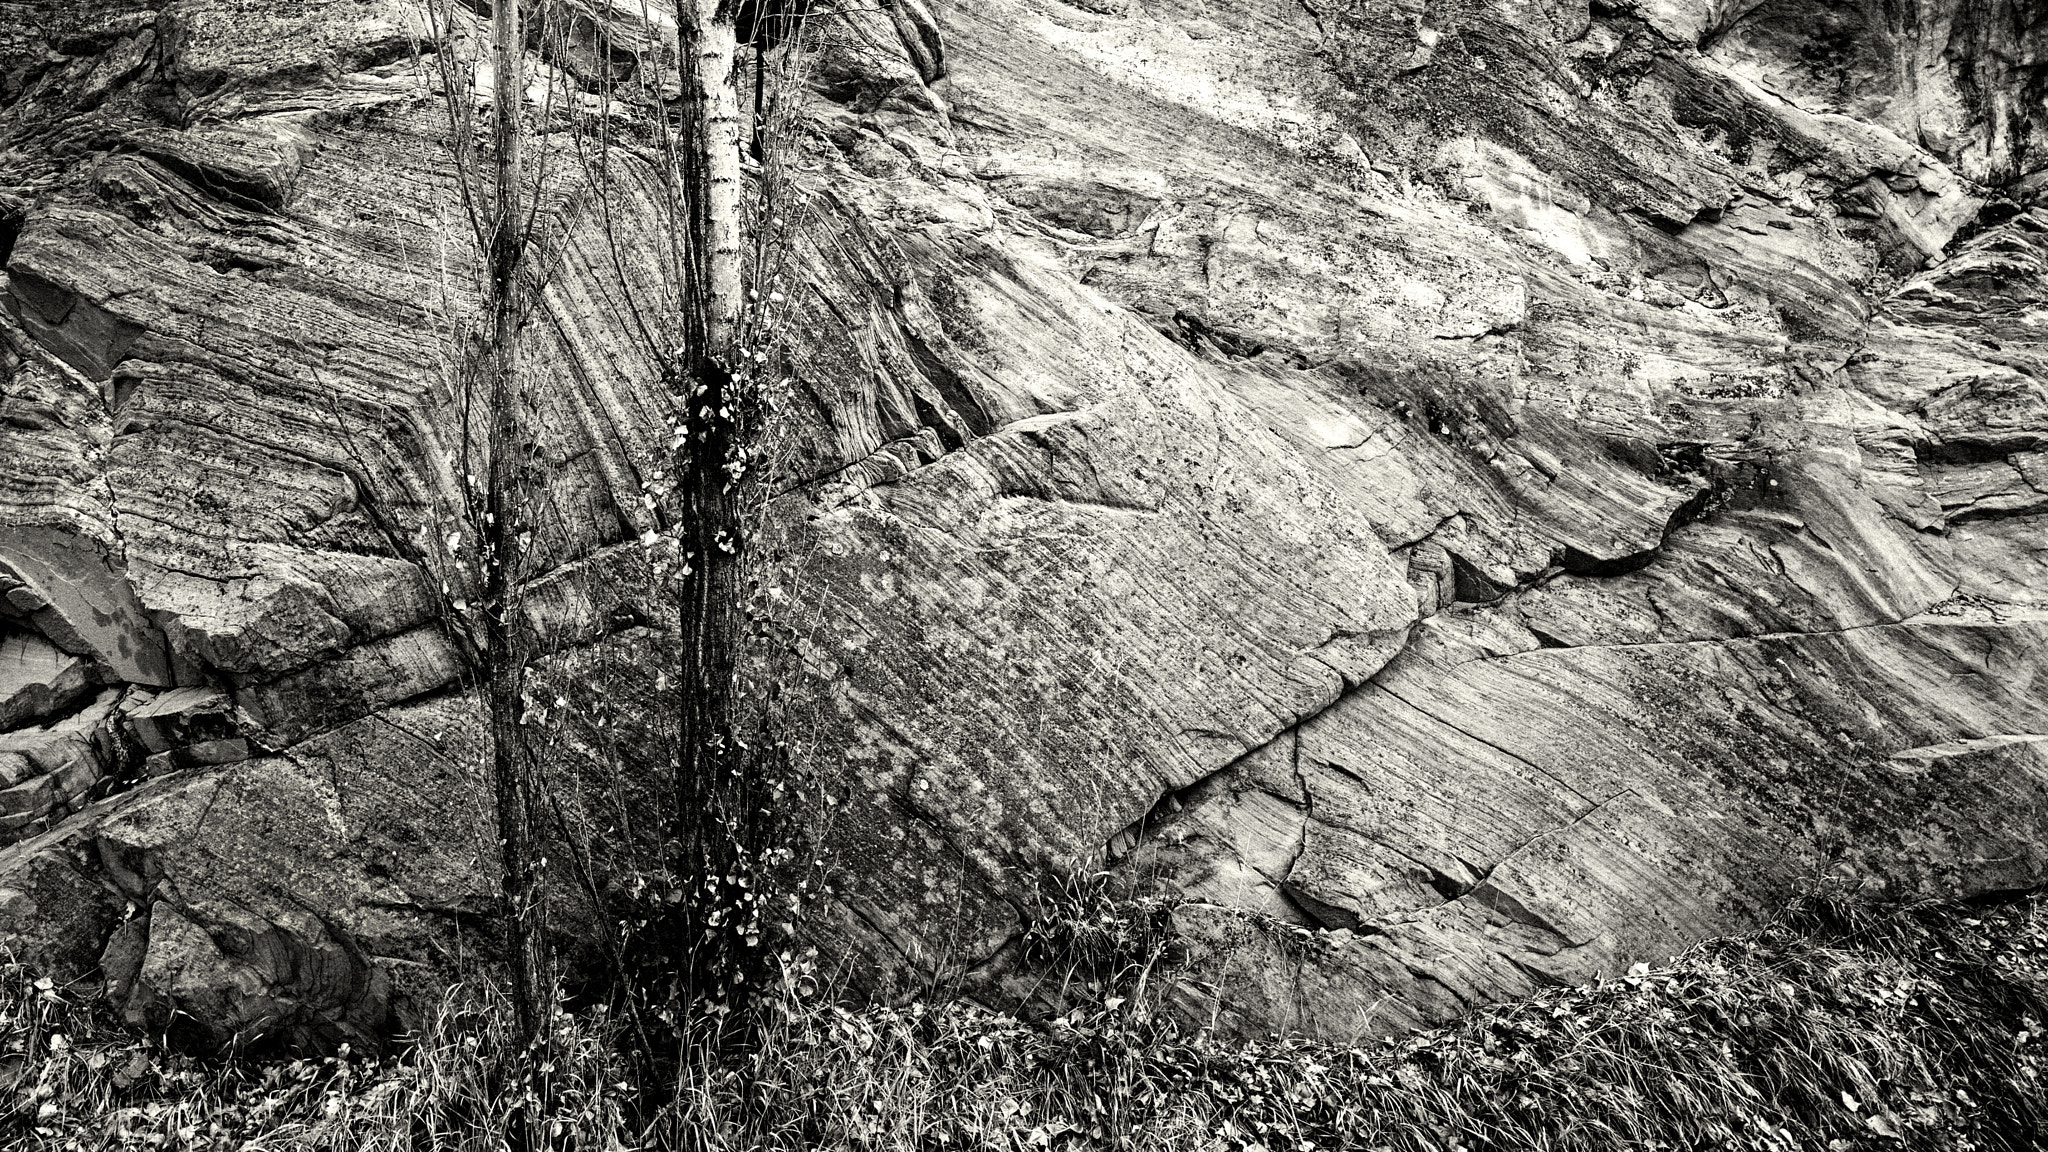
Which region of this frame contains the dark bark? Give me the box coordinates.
[671,1,761,1002]
[482,0,547,1053]
[673,359,744,852]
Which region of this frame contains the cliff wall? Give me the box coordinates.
[0,0,2045,1047]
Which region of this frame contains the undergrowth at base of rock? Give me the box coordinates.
[4,893,2044,1150]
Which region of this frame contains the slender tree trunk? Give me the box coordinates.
[674,1,752,993]
[683,3,744,354]
[674,425,742,865]
[483,0,546,1050]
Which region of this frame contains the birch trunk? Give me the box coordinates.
[682,3,744,355]
[674,1,751,990]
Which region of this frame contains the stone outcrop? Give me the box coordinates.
[0,0,2045,1047]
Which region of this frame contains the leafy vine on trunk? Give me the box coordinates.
[659,0,818,1022]
[669,1,753,1008]
[532,0,824,1056]
[400,0,818,1093]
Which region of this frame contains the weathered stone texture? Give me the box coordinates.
[0,0,2045,1047]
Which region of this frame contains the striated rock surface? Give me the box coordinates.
[1,0,2046,1046]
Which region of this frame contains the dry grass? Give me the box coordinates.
[6,893,2044,1150]
[0,982,633,1151]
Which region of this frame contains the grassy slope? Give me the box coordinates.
[3,894,2043,1150]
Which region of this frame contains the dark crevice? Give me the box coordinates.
[1657,456,1736,532]
[242,676,472,757]
[1945,501,2048,526]
[1916,436,2041,466]
[1277,882,1359,932]
[201,253,271,276]
[1104,781,1193,861]
[1448,549,1513,604]
[1285,727,1312,884]
[1463,795,1614,893]
[1630,208,1694,237]
[1319,755,1371,789]
[1154,310,1290,362]
[901,357,982,452]
[1105,730,1283,861]
[1424,869,1468,902]
[1294,0,1328,38]
[1104,621,1436,876]
[1431,322,1520,342]
[1391,510,1465,552]
[127,147,284,214]
[1453,792,1636,943]
[1400,966,1474,1011]
[1558,542,1661,578]
[0,201,24,269]
[906,390,969,452]
[6,265,77,325]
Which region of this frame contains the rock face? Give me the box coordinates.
[2,0,2047,1047]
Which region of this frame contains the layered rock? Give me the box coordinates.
[776,0,2048,1034]
[0,0,2044,1048]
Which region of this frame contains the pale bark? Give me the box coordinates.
[682,2,744,358]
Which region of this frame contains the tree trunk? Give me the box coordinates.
[682,3,744,354]
[674,1,752,996]
[674,409,742,866]
[483,0,547,1051]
